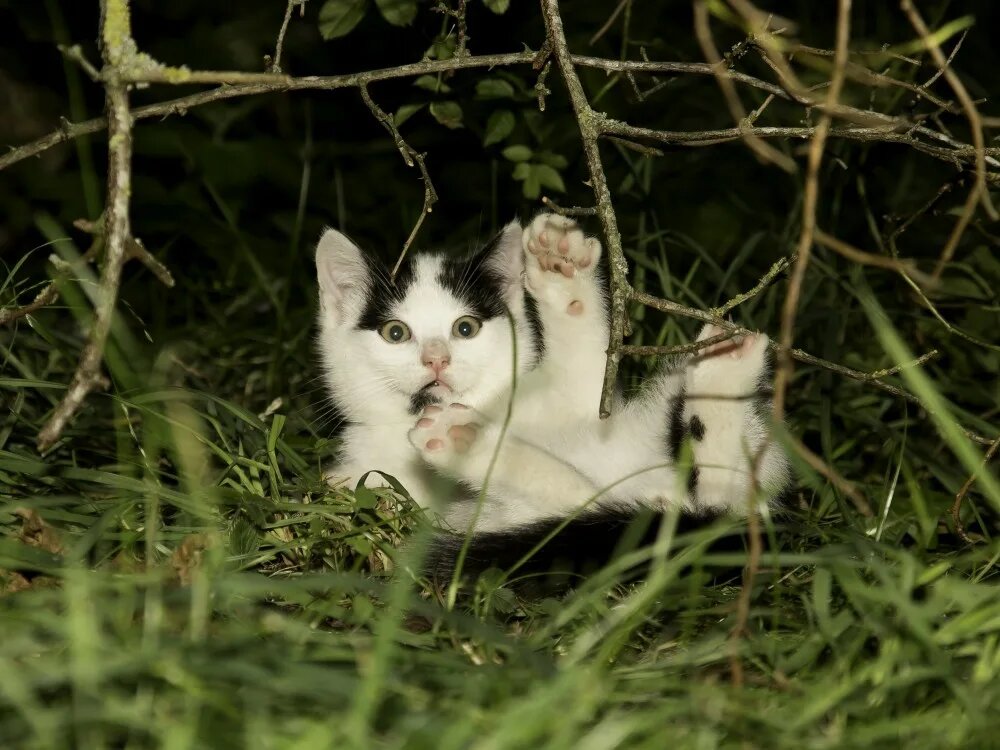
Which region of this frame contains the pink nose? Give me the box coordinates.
[422,347,450,375]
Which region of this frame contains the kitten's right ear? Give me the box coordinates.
[315,228,370,321]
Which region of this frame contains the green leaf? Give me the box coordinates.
[522,171,541,199]
[511,162,531,180]
[476,79,516,99]
[430,101,463,129]
[502,144,532,162]
[483,0,510,13]
[393,103,424,127]
[483,110,515,146]
[318,0,368,39]
[413,74,451,93]
[375,0,417,26]
[533,164,565,193]
[537,151,568,169]
[353,483,379,509]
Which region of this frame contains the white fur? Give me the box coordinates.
[316,215,790,532]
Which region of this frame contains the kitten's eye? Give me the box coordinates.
[379,320,411,343]
[452,316,482,339]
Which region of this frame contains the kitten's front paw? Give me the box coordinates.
[523,213,602,316]
[408,403,481,465]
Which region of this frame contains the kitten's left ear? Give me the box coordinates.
[483,220,524,296]
[315,228,370,323]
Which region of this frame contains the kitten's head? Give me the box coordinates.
[315,222,536,422]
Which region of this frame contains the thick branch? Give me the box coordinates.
[4,47,996,177]
[359,85,438,280]
[541,0,629,419]
[37,0,134,452]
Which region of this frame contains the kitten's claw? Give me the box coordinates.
[523,213,601,282]
[409,403,481,462]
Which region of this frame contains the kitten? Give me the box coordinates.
[315,213,789,578]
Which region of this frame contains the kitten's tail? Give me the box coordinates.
[423,504,736,586]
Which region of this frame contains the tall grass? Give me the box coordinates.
[3,195,998,749]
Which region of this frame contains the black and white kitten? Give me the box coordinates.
[315,213,789,576]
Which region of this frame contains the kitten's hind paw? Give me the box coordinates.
[691,324,770,391]
[408,403,482,466]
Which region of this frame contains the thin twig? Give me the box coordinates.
[540,196,596,216]
[814,228,932,287]
[37,0,135,452]
[535,60,552,111]
[711,254,793,318]
[789,436,873,517]
[596,120,1000,175]
[619,332,733,358]
[0,239,101,326]
[359,85,438,281]
[773,0,852,424]
[58,44,101,82]
[589,0,630,47]
[268,0,306,73]
[951,436,1000,545]
[693,1,796,172]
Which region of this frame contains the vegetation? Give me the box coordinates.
[1,0,998,747]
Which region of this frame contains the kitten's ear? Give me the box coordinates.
[483,220,524,295]
[315,228,370,321]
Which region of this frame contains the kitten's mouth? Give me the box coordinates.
[423,379,453,396]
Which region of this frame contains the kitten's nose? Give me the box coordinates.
[421,340,451,375]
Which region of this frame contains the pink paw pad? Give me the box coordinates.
[523,214,602,281]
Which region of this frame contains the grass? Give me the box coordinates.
[2,175,1000,749]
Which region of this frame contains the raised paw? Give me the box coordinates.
[408,402,481,464]
[522,213,603,317]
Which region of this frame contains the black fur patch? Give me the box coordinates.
[687,465,700,496]
[423,504,737,592]
[437,234,509,321]
[689,415,706,441]
[356,255,416,331]
[408,389,440,415]
[666,388,687,461]
[523,291,545,365]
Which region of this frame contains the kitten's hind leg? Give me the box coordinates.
[677,325,789,513]
[518,213,609,418]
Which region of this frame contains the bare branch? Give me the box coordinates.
[540,0,629,419]
[540,196,597,217]
[4,47,996,176]
[37,0,136,452]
